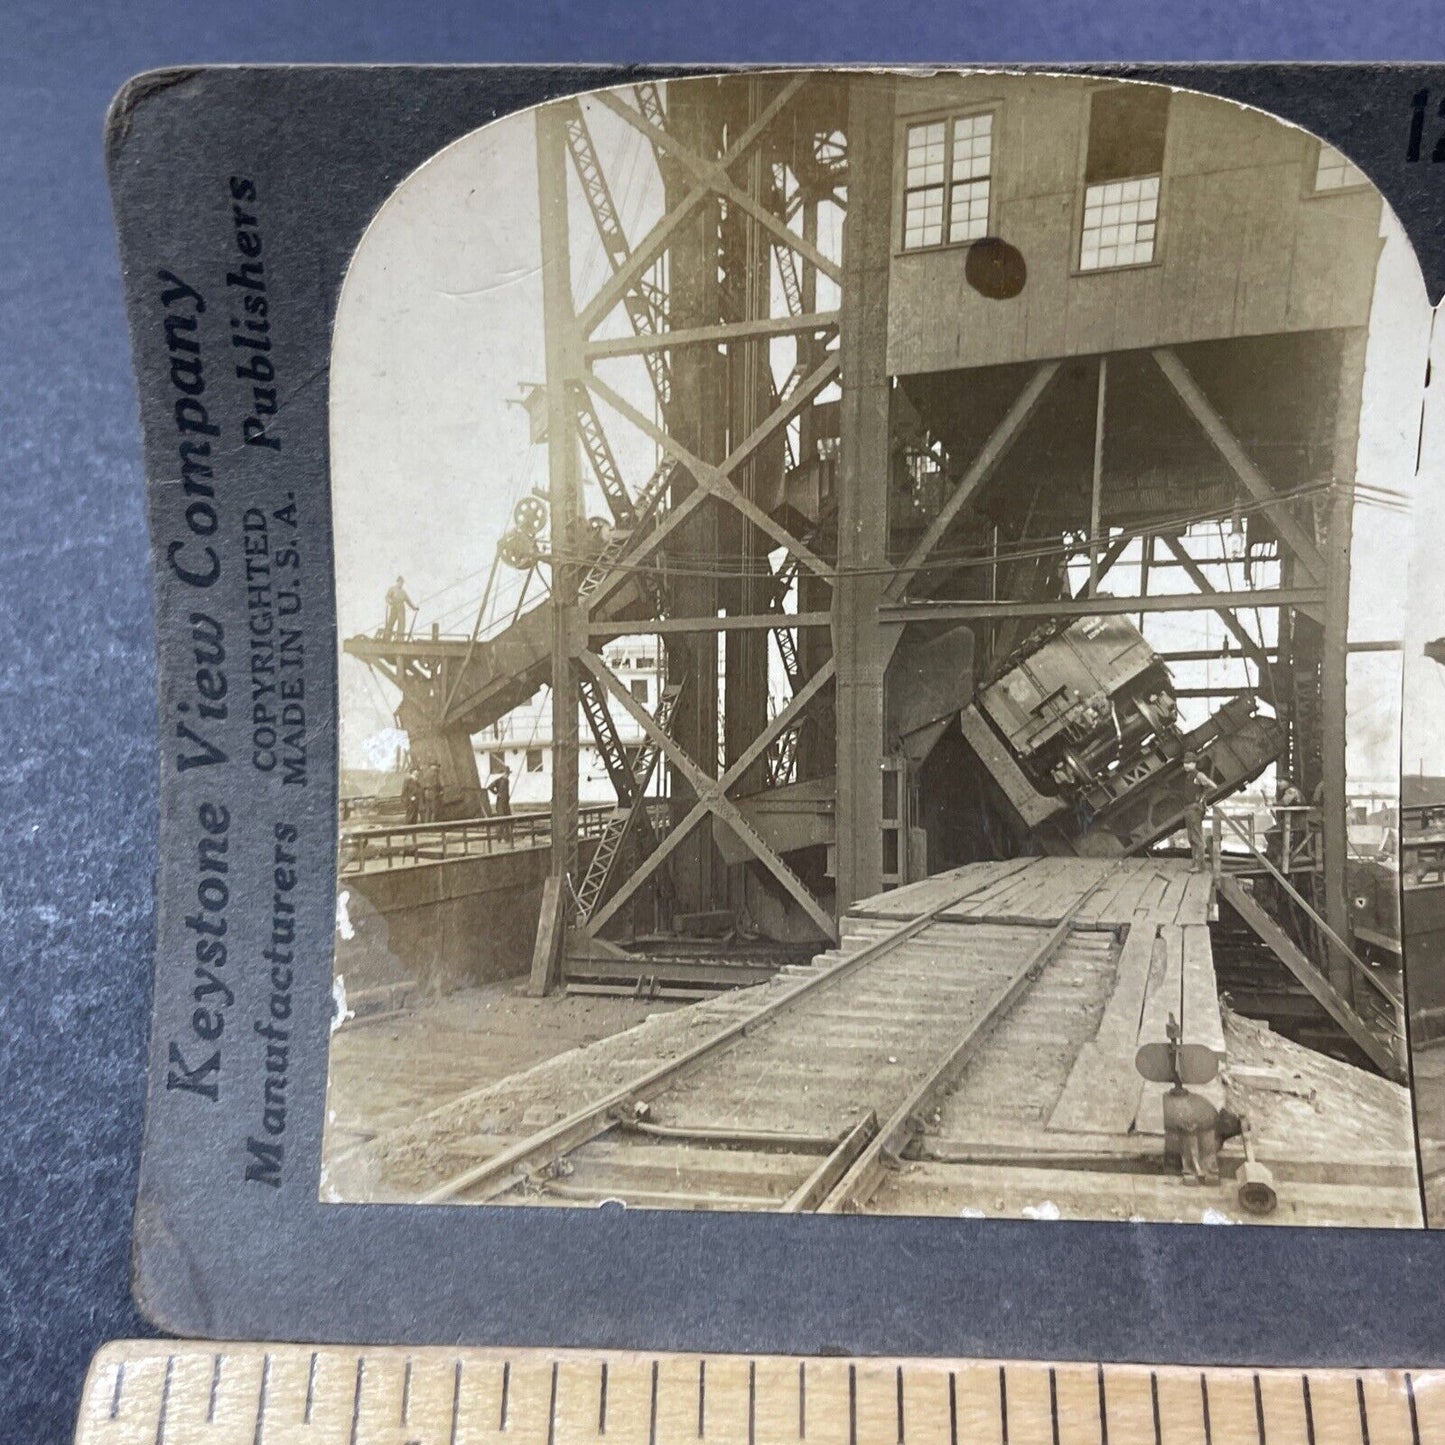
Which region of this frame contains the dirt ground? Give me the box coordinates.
[320,941,1426,1227]
[323,981,677,1162]
[326,983,764,1201]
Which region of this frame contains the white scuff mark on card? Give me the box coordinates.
[331,975,354,1036]
[438,262,541,299]
[336,889,355,941]
[1200,1208,1235,1225]
[959,1207,986,1219]
[1020,1201,1060,1222]
[361,726,410,772]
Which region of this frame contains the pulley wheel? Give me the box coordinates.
[513,494,550,537]
[498,528,540,570]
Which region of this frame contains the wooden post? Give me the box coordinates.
[663,78,724,921]
[1319,328,1369,1002]
[1089,356,1107,596]
[834,75,896,910]
[1138,532,1152,632]
[533,100,583,994]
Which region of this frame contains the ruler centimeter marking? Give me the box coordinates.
[74,1342,1444,1445]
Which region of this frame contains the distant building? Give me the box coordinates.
[476,638,666,807]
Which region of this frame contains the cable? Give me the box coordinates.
[527,478,1358,585]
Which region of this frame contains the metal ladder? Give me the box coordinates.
[576,457,679,611]
[570,385,639,530]
[574,680,685,922]
[559,99,670,410]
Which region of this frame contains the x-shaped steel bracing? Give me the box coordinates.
[548,75,844,944]
[580,651,838,941]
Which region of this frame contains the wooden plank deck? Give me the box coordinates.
[855,856,1209,929]
[853,856,1229,1145]
[842,856,1418,1223]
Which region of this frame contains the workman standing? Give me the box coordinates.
[488,771,512,818]
[402,767,422,825]
[1182,750,1214,873]
[383,575,416,640]
[422,761,443,823]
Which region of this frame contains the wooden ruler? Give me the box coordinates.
[75,1342,1444,1445]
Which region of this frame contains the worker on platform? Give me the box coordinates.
[488,770,512,818]
[382,575,416,641]
[1182,750,1214,873]
[488,769,512,845]
[402,766,422,825]
[422,761,443,823]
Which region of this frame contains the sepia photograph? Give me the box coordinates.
[322,70,1429,1226]
[1401,327,1445,1227]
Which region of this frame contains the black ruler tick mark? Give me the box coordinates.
[349,1357,365,1445]
[254,1356,271,1445]
[155,1357,174,1445]
[449,1360,463,1445]
[304,1352,318,1425]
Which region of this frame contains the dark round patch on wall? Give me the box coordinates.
[965,237,1027,299]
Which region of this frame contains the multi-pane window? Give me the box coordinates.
[949,115,993,242]
[902,112,993,250]
[1079,85,1169,271]
[1313,143,1368,192]
[1080,176,1160,271]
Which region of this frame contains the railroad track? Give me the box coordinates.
[416,859,1124,1213]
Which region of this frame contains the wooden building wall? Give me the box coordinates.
[885,74,1383,376]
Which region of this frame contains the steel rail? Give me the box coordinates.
[814,863,1126,1215]
[619,1118,840,1152]
[540,1183,778,1210]
[415,858,1036,1205]
[780,1111,880,1213]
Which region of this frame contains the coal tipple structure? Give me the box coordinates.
[334,73,1417,1224]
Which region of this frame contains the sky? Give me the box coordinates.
[329,78,1435,793]
[330,96,665,770]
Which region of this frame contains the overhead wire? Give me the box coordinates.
[526,478,1380,585]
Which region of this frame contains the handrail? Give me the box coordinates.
[339,801,670,875]
[341,805,607,874]
[1213,808,1398,1009]
[1210,803,1316,871]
